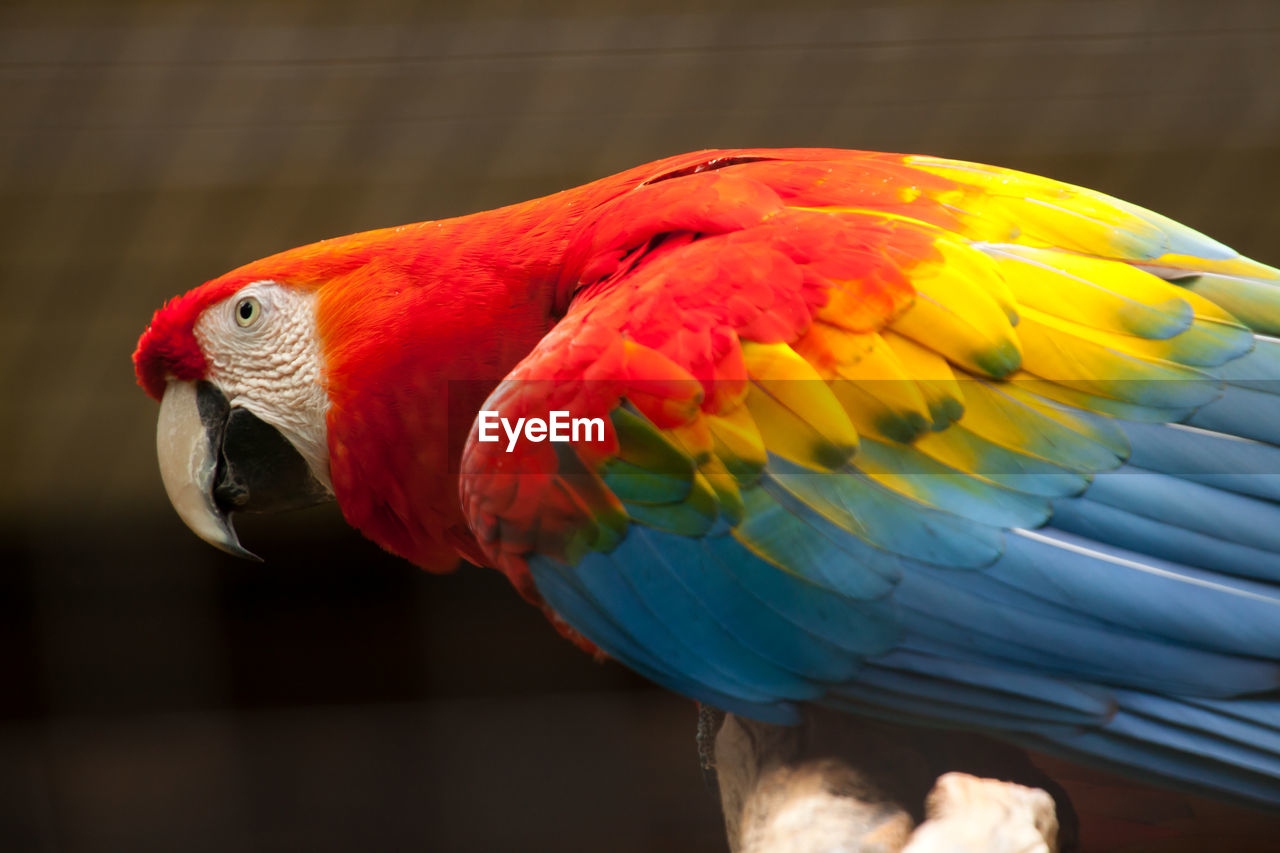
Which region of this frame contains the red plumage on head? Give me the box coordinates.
[132,278,249,400]
[132,225,409,400]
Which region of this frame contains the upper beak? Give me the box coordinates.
[155,380,330,559]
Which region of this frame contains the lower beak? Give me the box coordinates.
[155,380,329,559]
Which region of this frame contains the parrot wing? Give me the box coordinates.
[458,150,1280,806]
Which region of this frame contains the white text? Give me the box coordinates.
[477,410,606,452]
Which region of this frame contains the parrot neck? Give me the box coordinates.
[317,176,642,573]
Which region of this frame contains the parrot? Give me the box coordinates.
[134,148,1280,811]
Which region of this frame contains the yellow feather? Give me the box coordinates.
[906,157,1167,258]
[1019,305,1241,369]
[1000,370,1190,423]
[986,245,1195,339]
[950,379,1125,469]
[932,237,1020,324]
[792,320,878,375]
[663,417,715,465]
[704,403,767,480]
[830,334,933,444]
[880,331,966,429]
[1144,253,1280,281]
[1172,282,1248,324]
[696,454,745,525]
[1016,308,1220,409]
[740,341,860,471]
[794,323,932,443]
[889,264,1022,379]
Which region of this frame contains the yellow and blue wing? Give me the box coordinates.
[460,150,1280,806]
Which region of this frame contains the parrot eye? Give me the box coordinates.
[235,296,261,328]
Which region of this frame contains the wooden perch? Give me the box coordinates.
[706,708,1065,853]
[905,773,1057,853]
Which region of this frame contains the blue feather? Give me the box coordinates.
[827,684,1089,735]
[1187,383,1280,445]
[1186,696,1280,733]
[894,562,1280,696]
[840,667,1107,726]
[527,554,801,723]
[1121,420,1280,501]
[564,547,784,704]
[1040,716,1280,805]
[916,422,1095,497]
[1053,491,1280,581]
[621,528,829,700]
[735,485,902,599]
[707,530,901,657]
[636,531,865,683]
[1082,468,1280,555]
[853,437,1052,529]
[989,529,1280,657]
[1113,690,1280,765]
[870,648,1114,718]
[1217,334,1280,392]
[766,454,1005,567]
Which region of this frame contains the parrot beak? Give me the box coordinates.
[155,380,330,560]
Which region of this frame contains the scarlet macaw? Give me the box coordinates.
[134,149,1280,808]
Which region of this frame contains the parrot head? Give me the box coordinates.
[133,202,581,571]
[134,274,334,560]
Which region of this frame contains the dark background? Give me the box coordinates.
[2,0,1280,849]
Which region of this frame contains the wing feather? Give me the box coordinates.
[460,149,1280,806]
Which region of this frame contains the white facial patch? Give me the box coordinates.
[194,280,333,493]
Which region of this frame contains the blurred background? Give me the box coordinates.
[2,0,1280,849]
